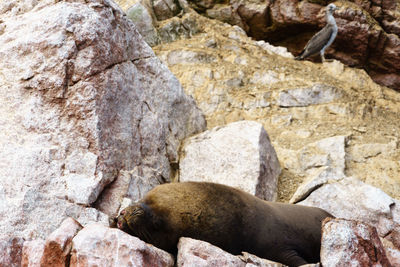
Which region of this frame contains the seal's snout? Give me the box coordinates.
[109,216,118,228]
[117,220,123,229]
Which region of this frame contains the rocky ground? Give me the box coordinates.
[1,0,400,266]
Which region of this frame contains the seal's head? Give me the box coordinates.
[116,204,145,233]
[112,203,158,243]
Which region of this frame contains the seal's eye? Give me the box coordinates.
[120,209,126,215]
[133,208,144,216]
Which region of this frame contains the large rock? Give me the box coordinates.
[70,223,174,267]
[321,218,391,267]
[0,0,205,260]
[179,121,281,200]
[298,177,400,236]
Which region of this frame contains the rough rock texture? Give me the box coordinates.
[153,0,182,21]
[281,135,347,203]
[0,0,205,241]
[177,237,285,267]
[381,227,400,266]
[239,252,287,267]
[118,0,200,45]
[41,218,82,267]
[0,237,24,267]
[176,0,400,91]
[277,84,341,107]
[0,0,205,264]
[179,120,281,200]
[70,223,174,267]
[381,238,400,266]
[21,239,45,267]
[177,237,245,267]
[126,2,160,46]
[321,218,391,267]
[298,177,400,237]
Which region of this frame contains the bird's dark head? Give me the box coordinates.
[327,3,338,14]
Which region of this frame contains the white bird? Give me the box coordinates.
[295,3,339,62]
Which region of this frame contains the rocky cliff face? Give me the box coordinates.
[183,0,400,91]
[0,0,205,265]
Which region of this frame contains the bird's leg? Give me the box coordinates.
[320,52,326,63]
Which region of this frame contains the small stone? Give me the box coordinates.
[277,84,341,107]
[271,115,292,127]
[153,0,181,21]
[205,39,217,48]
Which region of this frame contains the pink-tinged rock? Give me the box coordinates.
[321,218,391,267]
[298,177,398,237]
[381,238,400,266]
[381,225,400,266]
[177,237,245,267]
[0,0,205,250]
[0,236,24,267]
[239,251,286,267]
[70,223,174,267]
[21,239,45,267]
[40,217,82,267]
[177,237,286,266]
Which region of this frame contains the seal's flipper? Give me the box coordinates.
[278,249,309,267]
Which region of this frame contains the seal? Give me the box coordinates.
[113,182,332,267]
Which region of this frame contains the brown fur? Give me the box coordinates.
[113,182,332,267]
